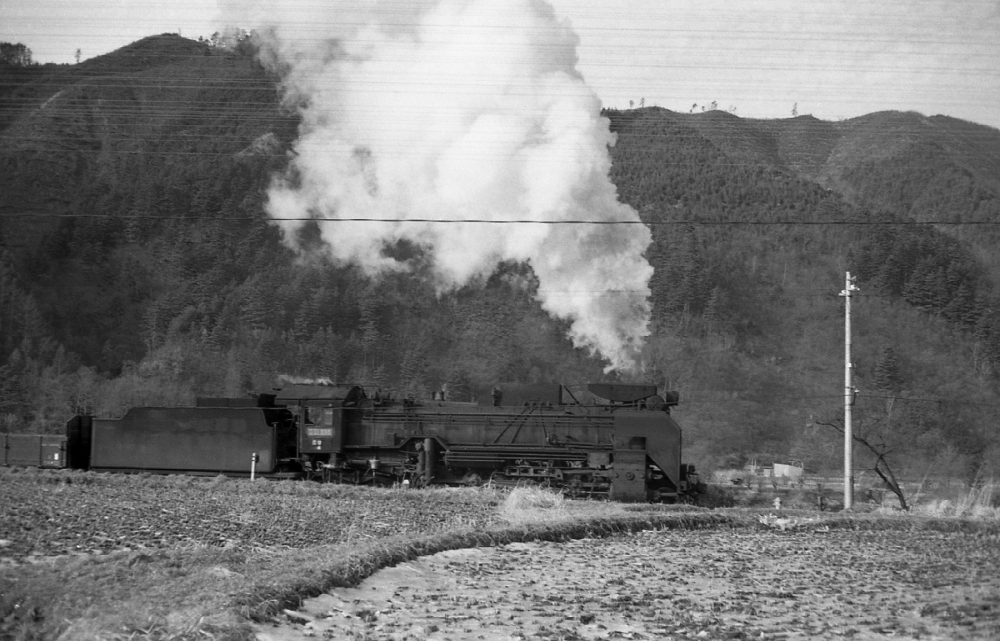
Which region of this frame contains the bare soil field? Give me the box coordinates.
[2,469,999,640]
[0,469,498,559]
[255,526,1000,641]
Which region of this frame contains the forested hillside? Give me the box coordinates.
[2,35,999,483]
[605,107,1000,480]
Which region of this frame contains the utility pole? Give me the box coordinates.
[839,272,859,510]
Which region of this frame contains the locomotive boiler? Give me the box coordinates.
[271,381,700,502]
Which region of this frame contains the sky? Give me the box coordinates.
[1,0,999,130]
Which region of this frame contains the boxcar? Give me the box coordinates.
[1,433,67,468]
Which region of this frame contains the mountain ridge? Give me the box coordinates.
[2,35,999,480]
[610,106,1000,197]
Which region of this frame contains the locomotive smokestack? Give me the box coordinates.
[236,0,654,371]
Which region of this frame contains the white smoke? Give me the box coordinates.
[235,0,653,371]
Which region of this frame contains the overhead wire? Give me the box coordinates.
[2,213,999,226]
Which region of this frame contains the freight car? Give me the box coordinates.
[13,382,701,502]
[1,433,68,468]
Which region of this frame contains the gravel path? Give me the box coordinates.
[254,527,1000,640]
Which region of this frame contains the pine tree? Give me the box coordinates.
[702,286,726,326]
[399,345,428,400]
[902,260,934,310]
[140,301,164,353]
[942,283,979,327]
[358,293,382,373]
[872,346,902,393]
[292,297,317,343]
[444,365,472,402]
[240,276,269,334]
[0,361,27,423]
[315,327,340,381]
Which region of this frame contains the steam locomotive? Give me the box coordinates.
[8,382,702,502]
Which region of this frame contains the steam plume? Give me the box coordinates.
[241,0,653,371]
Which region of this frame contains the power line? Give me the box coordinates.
[4,212,1000,226]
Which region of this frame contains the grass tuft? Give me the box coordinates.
[909,480,999,519]
[498,486,566,524]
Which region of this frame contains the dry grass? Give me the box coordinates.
[497,485,568,524]
[909,480,999,519]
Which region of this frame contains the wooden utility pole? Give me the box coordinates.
[839,272,859,510]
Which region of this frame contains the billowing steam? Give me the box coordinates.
[239,0,653,371]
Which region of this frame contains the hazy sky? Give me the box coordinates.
[2,0,999,129]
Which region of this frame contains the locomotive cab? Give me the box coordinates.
[272,384,364,474]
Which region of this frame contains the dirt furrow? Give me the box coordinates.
[255,528,1000,640]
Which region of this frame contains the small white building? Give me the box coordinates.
[772,463,804,479]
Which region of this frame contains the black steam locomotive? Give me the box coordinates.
[15,382,701,502]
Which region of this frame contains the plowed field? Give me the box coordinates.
[256,527,1000,641]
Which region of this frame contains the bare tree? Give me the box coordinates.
[816,408,909,510]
